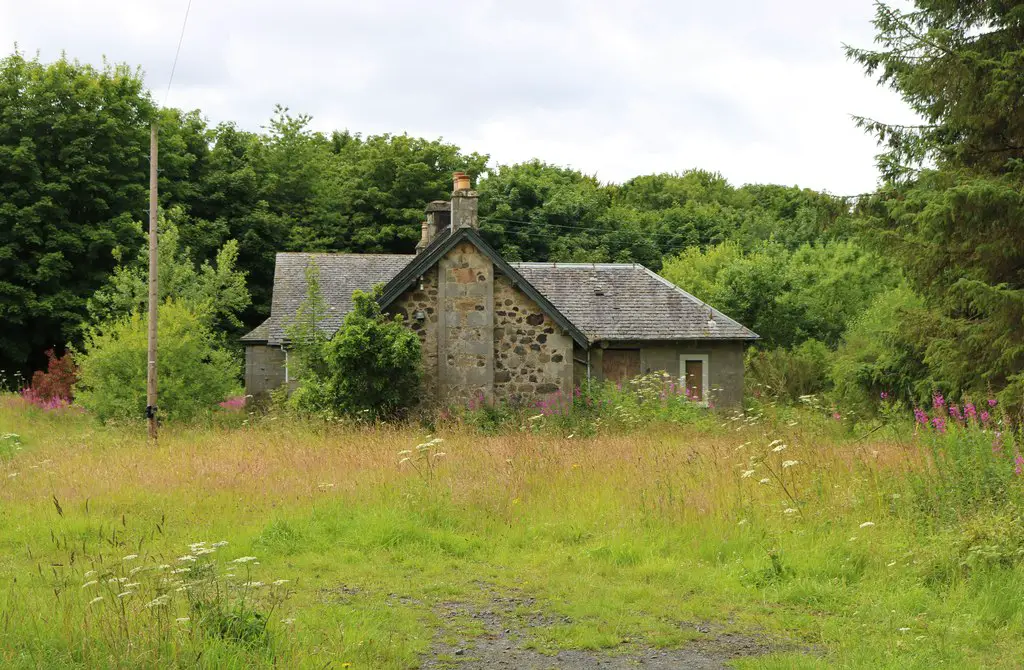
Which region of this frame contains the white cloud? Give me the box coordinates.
[0,0,920,194]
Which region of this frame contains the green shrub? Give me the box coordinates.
[830,286,935,414]
[289,289,422,420]
[746,339,832,402]
[74,300,241,422]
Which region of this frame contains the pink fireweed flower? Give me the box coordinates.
[932,393,946,411]
[1015,453,1023,477]
[988,398,998,407]
[832,412,842,421]
[913,408,928,425]
[965,403,977,420]
[880,391,889,400]
[931,416,946,433]
[218,396,246,411]
[949,405,963,421]
[981,410,991,424]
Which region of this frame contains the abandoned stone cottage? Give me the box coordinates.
[241,173,758,407]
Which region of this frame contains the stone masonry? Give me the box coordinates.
[493,274,573,402]
[389,265,440,401]
[390,243,575,408]
[438,241,494,404]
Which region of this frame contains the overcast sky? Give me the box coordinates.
[1,0,919,195]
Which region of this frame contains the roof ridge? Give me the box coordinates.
[509,262,645,269]
[277,251,415,258]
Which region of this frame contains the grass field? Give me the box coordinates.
[1,395,1023,668]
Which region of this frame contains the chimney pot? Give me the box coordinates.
[450,172,478,230]
[453,171,471,192]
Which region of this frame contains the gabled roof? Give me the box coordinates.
[264,252,413,345]
[377,227,589,348]
[244,235,758,348]
[510,263,759,341]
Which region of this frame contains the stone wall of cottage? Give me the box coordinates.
[390,244,574,408]
[438,241,494,404]
[388,265,440,401]
[493,273,573,402]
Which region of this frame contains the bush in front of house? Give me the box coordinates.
[288,288,422,421]
[74,299,241,422]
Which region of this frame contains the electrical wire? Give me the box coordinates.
[164,0,193,106]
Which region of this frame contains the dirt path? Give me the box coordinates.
[420,595,800,669]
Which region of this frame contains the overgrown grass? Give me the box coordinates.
[1,393,1023,668]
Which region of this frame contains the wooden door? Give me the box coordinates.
[684,359,703,400]
[603,349,641,384]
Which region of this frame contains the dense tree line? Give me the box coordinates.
[2,0,1021,415]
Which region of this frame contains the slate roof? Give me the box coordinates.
[510,263,759,342]
[377,227,588,348]
[259,252,414,345]
[243,244,758,346]
[240,319,270,343]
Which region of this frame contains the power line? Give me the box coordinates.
[480,217,734,241]
[164,0,193,106]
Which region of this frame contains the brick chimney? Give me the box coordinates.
[450,171,478,230]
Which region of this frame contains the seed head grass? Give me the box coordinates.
[1,395,1022,667]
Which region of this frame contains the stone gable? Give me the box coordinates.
[493,274,574,402]
[389,242,574,408]
[389,265,439,401]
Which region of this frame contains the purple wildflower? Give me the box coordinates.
[880,391,889,400]
[218,396,246,411]
[981,410,991,424]
[949,404,963,421]
[1015,453,1023,477]
[932,393,946,412]
[913,408,928,425]
[988,398,998,407]
[965,402,977,420]
[20,387,71,411]
[931,416,946,433]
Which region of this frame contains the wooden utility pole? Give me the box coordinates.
[147,122,159,440]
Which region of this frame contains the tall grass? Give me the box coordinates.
[1,392,1023,667]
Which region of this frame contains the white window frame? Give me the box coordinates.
[679,354,710,405]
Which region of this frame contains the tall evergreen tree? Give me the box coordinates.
[847,1,1024,404]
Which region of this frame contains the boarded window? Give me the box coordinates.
[603,349,641,383]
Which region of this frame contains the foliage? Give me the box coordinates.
[288,288,421,420]
[830,286,935,413]
[452,372,712,437]
[282,262,330,381]
[847,1,1024,412]
[905,394,1020,522]
[661,240,896,348]
[746,339,833,402]
[74,300,240,422]
[88,210,251,337]
[0,51,154,376]
[26,349,77,402]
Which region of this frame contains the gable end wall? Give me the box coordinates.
[493,274,573,402]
